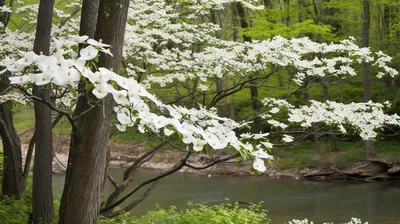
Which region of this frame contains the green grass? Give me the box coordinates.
[12,106,72,135]
[272,138,400,169]
[12,106,35,134]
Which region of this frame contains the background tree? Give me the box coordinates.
[362,0,374,156]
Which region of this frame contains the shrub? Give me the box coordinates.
[101,201,270,224]
[0,196,30,224]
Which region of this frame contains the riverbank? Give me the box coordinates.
[18,131,400,182]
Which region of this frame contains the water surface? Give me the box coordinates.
[53,169,400,223]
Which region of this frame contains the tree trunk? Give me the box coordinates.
[249,80,262,133]
[0,0,5,26]
[236,2,262,133]
[263,0,273,8]
[0,1,25,200]
[79,0,100,37]
[231,3,239,42]
[59,0,130,223]
[321,79,338,152]
[0,104,23,198]
[236,2,251,42]
[31,0,55,223]
[210,9,226,117]
[362,0,374,156]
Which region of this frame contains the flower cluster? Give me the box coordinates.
[288,100,400,140]
[0,36,272,172]
[184,0,264,13]
[261,98,400,140]
[139,35,397,89]
[288,217,368,224]
[0,5,12,14]
[0,92,28,105]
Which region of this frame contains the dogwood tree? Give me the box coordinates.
[1,0,400,223]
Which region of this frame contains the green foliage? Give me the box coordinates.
[0,154,31,224]
[101,202,270,224]
[244,18,336,42]
[0,196,30,224]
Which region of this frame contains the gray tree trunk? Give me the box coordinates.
[0,1,25,200]
[31,0,55,223]
[0,0,23,196]
[362,0,374,156]
[0,103,23,198]
[58,0,130,223]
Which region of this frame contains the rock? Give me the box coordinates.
[365,172,390,181]
[343,162,388,178]
[304,170,334,180]
[187,155,213,165]
[388,165,400,176]
[304,170,334,177]
[366,158,393,168]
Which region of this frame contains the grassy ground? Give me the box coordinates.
[7,105,400,171]
[272,138,400,169]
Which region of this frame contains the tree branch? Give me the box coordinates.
[184,153,240,170]
[105,181,159,218]
[100,152,191,214]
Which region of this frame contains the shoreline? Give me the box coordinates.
[47,151,400,182]
[19,133,400,182]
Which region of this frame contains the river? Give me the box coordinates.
[53,169,400,223]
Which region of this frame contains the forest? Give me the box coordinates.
[0,0,400,223]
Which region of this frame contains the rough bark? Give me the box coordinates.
[0,103,23,198]
[31,0,55,223]
[0,1,24,200]
[58,0,130,223]
[362,0,374,156]
[79,0,100,37]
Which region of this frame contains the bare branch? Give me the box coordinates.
[184,153,240,170]
[105,181,159,218]
[100,152,191,214]
[22,131,35,181]
[107,174,118,189]
[58,6,81,29]
[103,141,167,208]
[17,86,77,130]
[124,141,168,180]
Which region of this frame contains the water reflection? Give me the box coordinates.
[53,169,400,223]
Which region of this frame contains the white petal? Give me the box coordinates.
[253,158,266,172]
